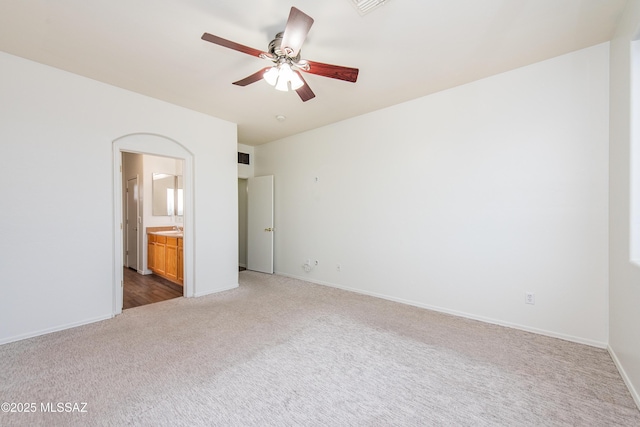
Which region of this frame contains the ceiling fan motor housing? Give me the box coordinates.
[268,32,301,62]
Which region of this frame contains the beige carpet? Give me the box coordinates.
[1,271,639,426]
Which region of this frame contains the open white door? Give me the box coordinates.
[247,175,274,273]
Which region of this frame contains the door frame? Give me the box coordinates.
[112,133,195,316]
[238,178,248,269]
[125,176,139,270]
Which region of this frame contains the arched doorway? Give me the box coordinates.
[112,133,195,315]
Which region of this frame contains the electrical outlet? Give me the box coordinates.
[314,260,319,266]
[525,292,535,305]
[336,264,341,272]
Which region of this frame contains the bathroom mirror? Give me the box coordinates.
[152,173,183,216]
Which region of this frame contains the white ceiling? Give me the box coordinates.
[0,0,627,146]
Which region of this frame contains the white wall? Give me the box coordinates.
[0,51,238,344]
[255,43,610,346]
[237,143,254,268]
[609,0,640,408]
[238,143,255,179]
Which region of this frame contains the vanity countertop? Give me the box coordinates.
[147,226,183,238]
[150,230,183,237]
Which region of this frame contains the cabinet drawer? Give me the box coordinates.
[167,236,178,246]
[148,234,156,243]
[156,235,167,244]
[178,238,183,247]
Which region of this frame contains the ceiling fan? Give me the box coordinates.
[201,7,359,102]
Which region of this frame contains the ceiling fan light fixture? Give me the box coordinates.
[275,75,290,91]
[263,67,279,86]
[264,63,303,92]
[279,63,294,80]
[289,72,304,90]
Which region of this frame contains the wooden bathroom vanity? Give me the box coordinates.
[147,227,183,285]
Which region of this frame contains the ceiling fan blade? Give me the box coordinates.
[305,60,359,83]
[232,68,271,86]
[294,72,315,102]
[201,33,266,58]
[280,7,314,58]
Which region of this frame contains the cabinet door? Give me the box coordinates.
[155,236,166,274]
[147,234,155,271]
[165,237,178,281]
[148,242,155,270]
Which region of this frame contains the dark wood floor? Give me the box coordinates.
[123,267,183,310]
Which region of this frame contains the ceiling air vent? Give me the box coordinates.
[238,152,250,165]
[350,0,391,15]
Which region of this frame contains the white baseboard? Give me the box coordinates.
[1,282,240,345]
[0,314,113,346]
[608,345,640,411]
[193,283,238,298]
[277,270,637,410]
[275,271,608,349]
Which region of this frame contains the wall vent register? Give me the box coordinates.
[350,0,391,15]
[238,152,250,165]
